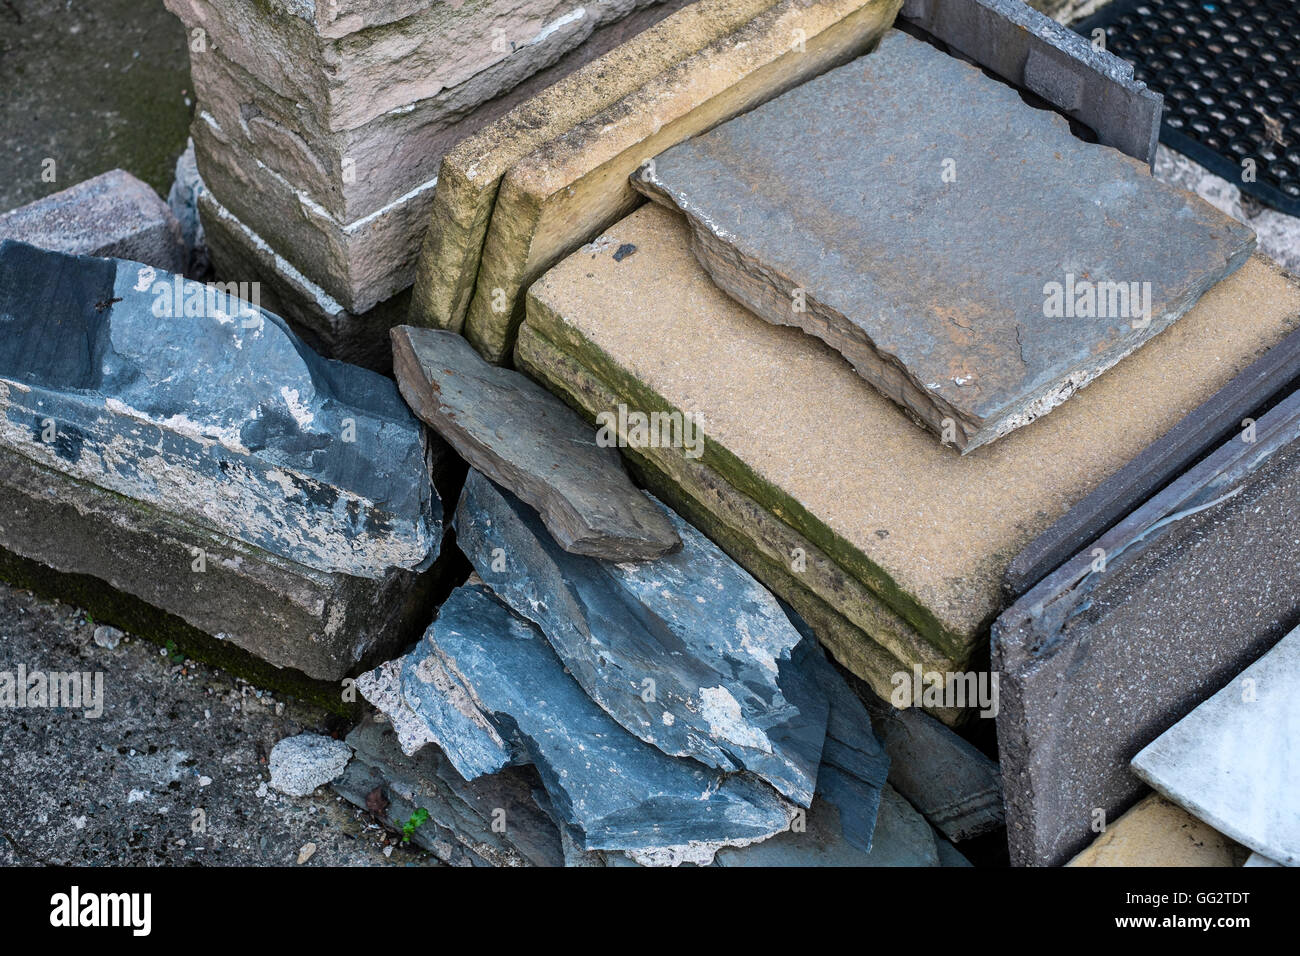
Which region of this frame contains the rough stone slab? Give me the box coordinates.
[0,240,441,579]
[899,0,1162,164]
[455,469,829,805]
[166,0,662,135]
[0,443,434,681]
[994,388,1300,866]
[1066,794,1249,868]
[337,714,564,867]
[362,583,793,858]
[408,0,781,335]
[631,31,1255,452]
[0,169,183,273]
[189,2,691,226]
[1005,323,1300,598]
[392,326,678,559]
[193,109,423,315]
[463,0,902,363]
[715,783,938,866]
[514,320,960,711]
[870,703,1004,842]
[1131,626,1300,867]
[524,203,1300,661]
[197,190,410,371]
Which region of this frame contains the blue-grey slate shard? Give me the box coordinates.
[1131,626,1300,867]
[0,240,440,578]
[391,326,680,560]
[336,714,565,868]
[630,29,1255,452]
[364,583,792,860]
[714,782,938,867]
[995,386,1300,866]
[454,467,828,805]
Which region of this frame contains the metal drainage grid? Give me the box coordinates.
[1076,0,1300,215]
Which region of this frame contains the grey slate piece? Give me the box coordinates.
[1004,324,1300,598]
[364,583,793,859]
[0,240,440,579]
[994,386,1300,866]
[337,715,565,867]
[631,30,1255,452]
[715,783,939,867]
[391,326,679,560]
[454,468,828,805]
[870,705,1004,842]
[1132,626,1300,867]
[0,170,184,273]
[0,442,433,681]
[899,0,1163,165]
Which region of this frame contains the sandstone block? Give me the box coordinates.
[1066,794,1248,867]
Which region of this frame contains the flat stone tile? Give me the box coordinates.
[632,29,1255,451]
[994,389,1300,866]
[462,0,901,363]
[1066,794,1248,867]
[524,203,1300,658]
[1132,626,1300,866]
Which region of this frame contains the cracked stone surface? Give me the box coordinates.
[632,29,1256,452]
[0,240,441,580]
[1132,625,1300,867]
[391,326,679,560]
[455,469,829,805]
[359,583,793,858]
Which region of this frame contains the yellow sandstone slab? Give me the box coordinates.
[1067,794,1248,867]
[464,0,903,363]
[525,204,1300,654]
[407,0,781,335]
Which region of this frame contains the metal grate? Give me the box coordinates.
[1077,0,1300,215]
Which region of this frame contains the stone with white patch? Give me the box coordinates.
[268,733,352,797]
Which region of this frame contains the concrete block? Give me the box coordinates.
[0,169,183,272]
[995,388,1300,866]
[463,0,903,363]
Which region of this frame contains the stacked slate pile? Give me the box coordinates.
[0,240,444,682]
[163,0,693,366]
[407,0,903,363]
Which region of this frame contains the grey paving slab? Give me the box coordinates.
[1132,626,1300,867]
[0,240,441,579]
[632,29,1255,452]
[994,387,1300,866]
[391,327,678,560]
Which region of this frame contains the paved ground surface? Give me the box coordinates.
[0,0,193,211]
[0,580,435,867]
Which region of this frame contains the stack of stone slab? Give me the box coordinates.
[516,201,1299,712]
[0,240,444,685]
[164,0,696,367]
[408,0,903,363]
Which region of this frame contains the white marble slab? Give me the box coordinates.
[1132,626,1300,866]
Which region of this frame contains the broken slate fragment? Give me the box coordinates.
[390,326,679,559]
[369,583,792,858]
[631,30,1256,451]
[268,733,353,797]
[1132,626,1300,867]
[454,468,828,805]
[0,240,440,578]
